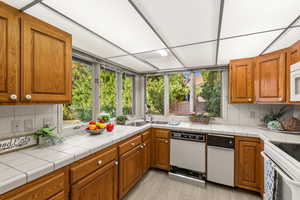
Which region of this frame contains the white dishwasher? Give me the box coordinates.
[169,131,206,185]
[207,134,235,187]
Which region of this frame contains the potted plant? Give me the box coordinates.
[261,106,291,130]
[190,112,212,124]
[33,127,64,146]
[116,115,128,125]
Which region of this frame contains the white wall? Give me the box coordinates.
[0,105,59,140]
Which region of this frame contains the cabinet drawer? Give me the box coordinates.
[153,129,169,139]
[142,130,151,141]
[70,148,117,184]
[119,135,142,155]
[1,168,66,200]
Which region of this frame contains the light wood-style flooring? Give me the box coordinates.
[124,170,262,200]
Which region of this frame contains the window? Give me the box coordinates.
[63,61,93,126]
[169,72,191,115]
[195,71,222,117]
[146,76,164,115]
[122,75,134,115]
[100,69,116,117]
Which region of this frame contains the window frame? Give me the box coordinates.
[122,74,135,116]
[144,70,223,118]
[62,60,137,130]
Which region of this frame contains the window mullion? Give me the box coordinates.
[116,72,123,116]
[164,75,169,116]
[190,72,195,113]
[92,63,100,120]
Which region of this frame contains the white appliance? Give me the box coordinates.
[263,141,300,200]
[290,61,300,102]
[207,134,235,187]
[170,131,206,184]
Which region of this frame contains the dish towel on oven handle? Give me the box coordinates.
[264,156,280,200]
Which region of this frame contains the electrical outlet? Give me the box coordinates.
[43,117,54,127]
[12,120,23,133]
[24,119,34,132]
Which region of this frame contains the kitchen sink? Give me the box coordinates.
[151,121,169,125]
[126,121,148,127]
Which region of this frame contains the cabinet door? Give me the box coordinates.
[119,145,142,199]
[71,161,118,200]
[230,58,254,103]
[142,139,151,174]
[0,3,19,103]
[287,41,300,104]
[153,138,170,171]
[235,137,263,193]
[255,51,286,103]
[21,14,72,103]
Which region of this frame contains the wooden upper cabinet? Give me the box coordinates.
[20,14,72,103]
[0,3,20,103]
[255,50,286,103]
[287,41,300,104]
[230,58,254,103]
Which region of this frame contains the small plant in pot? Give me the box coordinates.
[190,112,212,124]
[33,127,64,146]
[116,115,128,125]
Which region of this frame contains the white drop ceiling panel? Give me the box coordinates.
[173,42,217,67]
[133,0,220,47]
[26,5,126,58]
[136,50,183,69]
[221,0,300,38]
[218,31,281,65]
[109,56,156,72]
[3,0,33,9]
[266,27,300,53]
[44,0,165,53]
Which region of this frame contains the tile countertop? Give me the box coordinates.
[0,122,300,194]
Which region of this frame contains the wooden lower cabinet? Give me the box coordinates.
[49,192,65,200]
[142,138,151,174]
[0,167,69,200]
[71,161,118,200]
[152,137,170,171]
[235,136,264,193]
[119,145,143,199]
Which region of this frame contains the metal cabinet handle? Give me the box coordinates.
[97,160,102,165]
[140,145,144,149]
[248,98,252,102]
[10,94,17,100]
[165,140,168,143]
[279,97,283,101]
[143,143,146,147]
[115,161,118,166]
[25,95,32,100]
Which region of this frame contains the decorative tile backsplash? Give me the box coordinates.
[0,105,58,140]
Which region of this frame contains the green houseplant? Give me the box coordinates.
[33,127,64,146]
[116,116,128,125]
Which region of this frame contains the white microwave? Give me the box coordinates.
[290,61,300,102]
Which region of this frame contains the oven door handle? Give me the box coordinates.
[273,166,300,187]
[261,152,300,187]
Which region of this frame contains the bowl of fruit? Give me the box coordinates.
[86,120,106,135]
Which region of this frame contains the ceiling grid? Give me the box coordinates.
[7,0,300,72]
